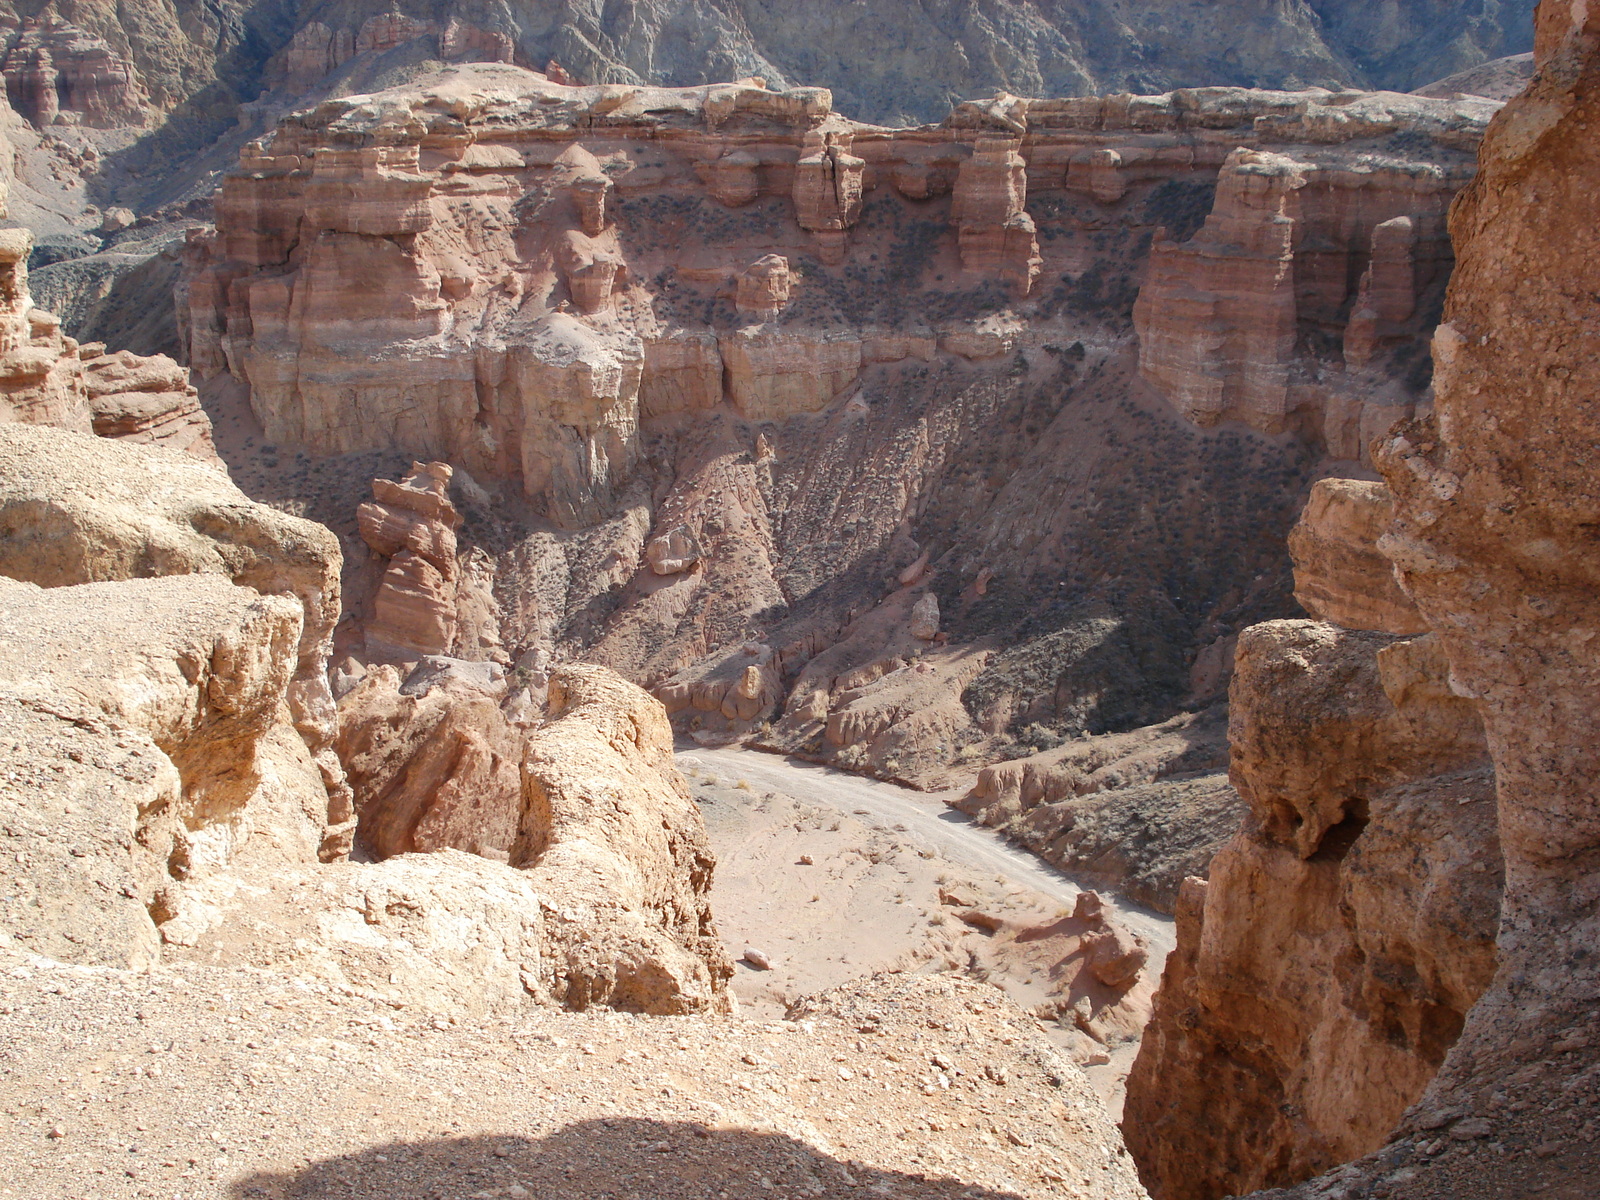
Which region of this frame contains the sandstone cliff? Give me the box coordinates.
[1242,3,1600,1195]
[1122,479,1501,1198]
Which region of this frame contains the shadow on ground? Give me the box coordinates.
[229,1117,1030,1199]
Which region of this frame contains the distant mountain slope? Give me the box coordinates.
[0,0,1536,135]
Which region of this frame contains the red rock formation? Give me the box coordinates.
[336,663,522,861]
[735,254,792,321]
[1122,479,1500,1198]
[1135,141,1461,454]
[82,348,214,459]
[792,125,864,263]
[358,461,462,660]
[1286,478,1426,634]
[1,18,145,128]
[953,137,1041,293]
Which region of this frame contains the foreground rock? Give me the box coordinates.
[0,573,331,967]
[1250,6,1600,1196]
[1123,482,1500,1197]
[520,664,734,1012]
[0,424,348,831]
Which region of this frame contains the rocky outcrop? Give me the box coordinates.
[0,572,330,967]
[520,663,734,1012]
[1287,477,1425,634]
[0,17,146,128]
[81,347,213,457]
[1134,130,1469,458]
[332,658,731,1013]
[735,254,792,321]
[0,424,349,851]
[0,225,214,460]
[1122,481,1500,1197]
[187,68,1495,527]
[952,136,1041,293]
[1248,8,1600,1196]
[335,662,522,862]
[358,460,462,660]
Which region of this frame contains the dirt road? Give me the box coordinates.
[680,745,1175,957]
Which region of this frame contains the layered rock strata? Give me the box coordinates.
[1134,123,1469,458]
[0,17,146,128]
[0,224,214,460]
[186,69,1494,513]
[357,460,463,659]
[1122,483,1502,1198]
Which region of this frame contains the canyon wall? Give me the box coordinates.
[1128,7,1600,1197]
[1123,479,1503,1192]
[1245,4,1600,1196]
[184,68,1495,801]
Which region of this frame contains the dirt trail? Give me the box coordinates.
[684,745,1175,958]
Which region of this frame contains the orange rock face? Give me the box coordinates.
[1287,478,1426,634]
[1240,8,1600,1197]
[1122,476,1500,1197]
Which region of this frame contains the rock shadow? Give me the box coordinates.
[229,1118,1031,1199]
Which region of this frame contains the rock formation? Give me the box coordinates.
[0,423,352,852]
[357,460,463,660]
[181,68,1496,800]
[0,567,332,967]
[952,136,1041,293]
[1287,477,1426,634]
[1133,119,1469,458]
[520,663,734,1012]
[0,224,215,460]
[0,17,145,128]
[335,661,521,862]
[1246,5,1600,1196]
[0,422,732,1016]
[1122,480,1501,1197]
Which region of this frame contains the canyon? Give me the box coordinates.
[2,2,1596,1200]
